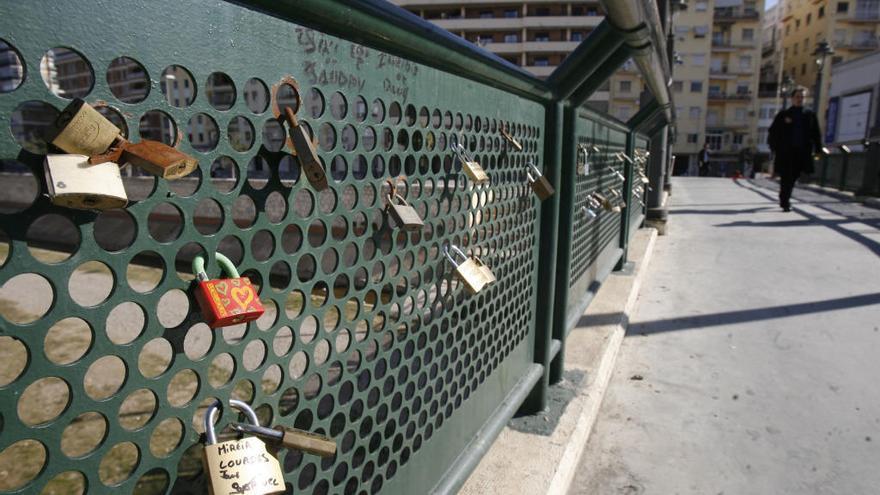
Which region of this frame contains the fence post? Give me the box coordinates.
[839,145,851,191]
[857,140,880,197]
[819,152,829,187]
[616,131,636,270]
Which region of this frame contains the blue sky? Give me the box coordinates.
[766,0,777,9]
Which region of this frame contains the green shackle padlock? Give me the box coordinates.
[192,252,265,328]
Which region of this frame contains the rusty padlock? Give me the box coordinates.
[526,162,554,200]
[453,143,489,184]
[119,140,199,180]
[444,245,493,295]
[284,107,328,191]
[386,192,424,231]
[193,252,265,329]
[50,98,122,156]
[44,154,128,210]
[500,126,523,152]
[202,400,285,495]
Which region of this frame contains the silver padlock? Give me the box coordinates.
[444,245,493,295]
[386,193,424,231]
[526,163,554,200]
[582,205,598,222]
[616,152,634,164]
[612,169,625,182]
[44,154,128,210]
[201,399,285,495]
[577,144,590,176]
[454,143,489,184]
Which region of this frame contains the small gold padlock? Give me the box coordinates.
[202,400,285,495]
[121,140,199,180]
[50,98,122,156]
[44,154,128,210]
[386,192,424,231]
[526,162,554,200]
[500,126,523,152]
[285,107,328,191]
[454,143,489,184]
[444,245,493,295]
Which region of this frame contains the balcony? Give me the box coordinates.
[432,15,603,31]
[836,39,880,51]
[707,92,753,101]
[711,39,758,51]
[713,9,760,22]
[837,9,880,23]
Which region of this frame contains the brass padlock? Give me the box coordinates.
[592,192,620,213]
[50,98,122,156]
[230,422,336,458]
[44,154,128,210]
[454,143,489,184]
[284,107,328,191]
[121,140,199,180]
[444,245,493,295]
[202,400,285,495]
[500,127,523,152]
[386,193,424,231]
[526,163,554,200]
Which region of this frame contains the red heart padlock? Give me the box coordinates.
[192,253,265,328]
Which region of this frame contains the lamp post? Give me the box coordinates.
[813,40,834,113]
[780,74,794,109]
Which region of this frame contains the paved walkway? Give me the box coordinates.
[569,177,880,495]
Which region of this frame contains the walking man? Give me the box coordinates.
[698,143,711,177]
[768,86,822,212]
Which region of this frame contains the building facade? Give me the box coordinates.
[826,50,880,144]
[389,1,644,116]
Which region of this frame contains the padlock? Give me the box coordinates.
[637,173,650,185]
[593,192,620,213]
[453,143,489,184]
[577,144,590,176]
[193,252,265,329]
[581,205,598,222]
[202,400,285,495]
[386,193,424,231]
[119,140,199,180]
[500,127,523,152]
[616,152,633,164]
[612,169,625,182]
[230,421,337,458]
[44,154,128,210]
[526,163,554,200]
[50,98,122,156]
[284,107,328,191]
[444,245,493,295]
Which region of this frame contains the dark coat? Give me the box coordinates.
[768,106,822,176]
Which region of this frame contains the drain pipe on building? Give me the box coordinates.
[599,0,675,233]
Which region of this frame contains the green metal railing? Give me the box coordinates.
[812,139,880,197]
[0,1,670,493]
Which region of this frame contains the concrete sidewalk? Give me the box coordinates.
[569,178,880,495]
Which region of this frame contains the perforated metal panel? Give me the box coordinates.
[0,1,544,493]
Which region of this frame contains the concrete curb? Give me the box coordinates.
[459,228,658,495]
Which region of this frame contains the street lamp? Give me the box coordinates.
[780,74,794,109]
[812,40,834,113]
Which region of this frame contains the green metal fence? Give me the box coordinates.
[0,1,670,493]
[811,140,880,196]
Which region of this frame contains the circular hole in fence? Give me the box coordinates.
[27,213,80,263]
[262,364,284,395]
[138,109,177,145]
[0,39,25,93]
[314,339,331,366]
[228,116,255,152]
[329,91,347,120]
[106,301,145,345]
[246,157,270,191]
[256,299,278,331]
[270,260,292,292]
[107,56,149,103]
[341,124,358,151]
[93,209,135,253]
[244,78,270,114]
[148,202,184,243]
[160,65,196,107]
[18,376,69,426]
[319,122,337,151]
[40,471,86,495]
[60,411,107,458]
[98,442,140,486]
[157,289,189,328]
[285,290,305,320]
[266,191,288,225]
[40,47,93,98]
[10,100,58,154]
[118,388,157,431]
[222,322,248,346]
[184,323,213,361]
[405,104,417,126]
[210,156,239,193]
[84,355,127,401]
[193,197,223,235]
[262,118,285,152]
[0,439,46,491]
[206,72,236,110]
[279,387,299,417]
[289,351,308,379]
[187,113,219,152]
[304,374,322,400]
[44,317,91,365]
[208,353,236,388]
[0,161,35,215]
[150,417,184,458]
[293,188,315,217]
[243,339,268,372]
[274,326,294,357]
[388,102,402,125]
[138,337,173,379]
[251,229,275,262]
[279,154,300,187]
[94,104,129,138]
[281,224,303,255]
[167,369,199,407]
[272,85,300,121]
[306,87,325,118]
[68,261,113,307]
[127,250,164,293]
[133,467,169,495]
[233,193,258,227]
[0,336,27,387]
[301,315,318,343]
[231,378,254,403]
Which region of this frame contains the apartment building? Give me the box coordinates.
[780,0,880,127]
[390,1,644,117]
[671,0,764,175]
